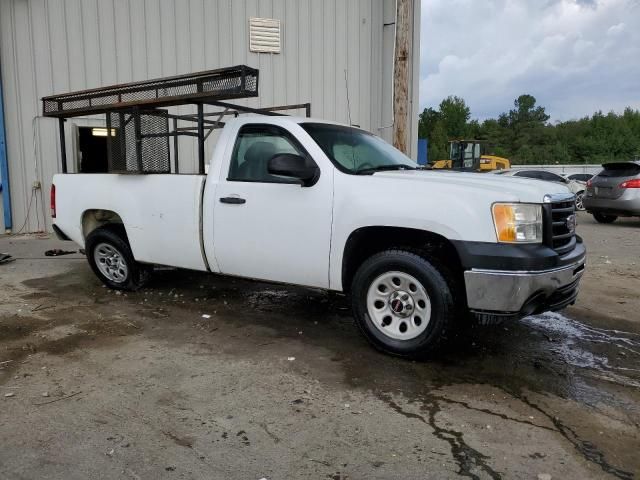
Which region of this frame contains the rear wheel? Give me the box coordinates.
[575,191,585,211]
[593,212,617,224]
[86,226,151,291]
[351,250,455,359]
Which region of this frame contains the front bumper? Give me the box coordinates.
[453,238,586,322]
[464,259,585,316]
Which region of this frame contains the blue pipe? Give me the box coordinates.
[0,62,12,230]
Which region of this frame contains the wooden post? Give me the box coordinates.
[393,0,410,155]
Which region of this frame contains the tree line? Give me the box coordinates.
[418,95,640,165]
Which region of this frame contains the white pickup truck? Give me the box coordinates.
[52,116,586,357]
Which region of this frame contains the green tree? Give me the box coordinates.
[417,93,640,165]
[418,107,440,140]
[439,96,471,138]
[504,95,551,163]
[508,94,550,126]
[428,121,449,161]
[418,96,472,162]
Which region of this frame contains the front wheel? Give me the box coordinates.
[86,226,151,291]
[351,250,455,359]
[575,191,585,211]
[593,212,617,224]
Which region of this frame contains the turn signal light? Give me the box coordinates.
[619,179,640,188]
[493,204,516,241]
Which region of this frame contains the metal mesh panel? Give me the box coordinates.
[108,112,133,172]
[108,110,170,174]
[140,112,170,173]
[43,66,259,117]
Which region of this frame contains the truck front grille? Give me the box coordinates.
[547,196,576,255]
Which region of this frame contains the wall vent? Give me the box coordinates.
[249,17,281,53]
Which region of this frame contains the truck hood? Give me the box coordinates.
[373,170,572,203]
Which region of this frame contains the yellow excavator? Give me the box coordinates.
[431,140,510,172]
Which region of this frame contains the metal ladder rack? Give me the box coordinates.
[42,65,310,175]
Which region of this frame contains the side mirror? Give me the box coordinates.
[268,154,319,187]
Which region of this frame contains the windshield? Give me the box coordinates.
[300,123,418,174]
[450,142,479,169]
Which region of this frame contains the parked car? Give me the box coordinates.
[495,169,586,210]
[564,173,594,183]
[583,161,640,223]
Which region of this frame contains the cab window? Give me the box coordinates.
[228,125,309,183]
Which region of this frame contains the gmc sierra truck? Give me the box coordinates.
[51,116,586,357]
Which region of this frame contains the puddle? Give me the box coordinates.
[525,312,640,353]
[523,312,640,390]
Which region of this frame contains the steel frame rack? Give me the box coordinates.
[42,65,311,175]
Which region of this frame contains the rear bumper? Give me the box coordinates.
[52,224,72,241]
[583,192,640,216]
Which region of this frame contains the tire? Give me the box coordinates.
[575,191,585,211]
[350,250,455,359]
[593,212,617,224]
[85,226,151,291]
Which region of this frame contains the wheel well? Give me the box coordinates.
[341,227,464,292]
[82,210,126,241]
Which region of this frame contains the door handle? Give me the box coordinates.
[219,196,246,205]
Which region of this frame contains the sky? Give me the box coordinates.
[419,0,640,122]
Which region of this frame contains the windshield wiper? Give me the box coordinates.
[354,164,419,175]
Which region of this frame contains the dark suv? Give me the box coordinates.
[583,161,640,223]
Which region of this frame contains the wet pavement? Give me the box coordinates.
[0,217,639,479]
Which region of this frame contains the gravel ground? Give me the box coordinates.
[0,212,639,480]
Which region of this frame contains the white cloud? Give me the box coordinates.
[420,0,640,121]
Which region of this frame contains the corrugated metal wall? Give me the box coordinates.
[0,0,419,233]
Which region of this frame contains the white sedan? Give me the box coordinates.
[494,169,586,210]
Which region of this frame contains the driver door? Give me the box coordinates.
[212,124,333,288]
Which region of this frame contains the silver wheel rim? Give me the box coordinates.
[576,192,585,211]
[366,271,432,341]
[94,242,128,283]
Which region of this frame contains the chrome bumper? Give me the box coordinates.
[464,259,586,313]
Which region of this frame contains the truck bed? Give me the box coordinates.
[53,174,208,271]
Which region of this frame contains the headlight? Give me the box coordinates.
[492,203,543,243]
